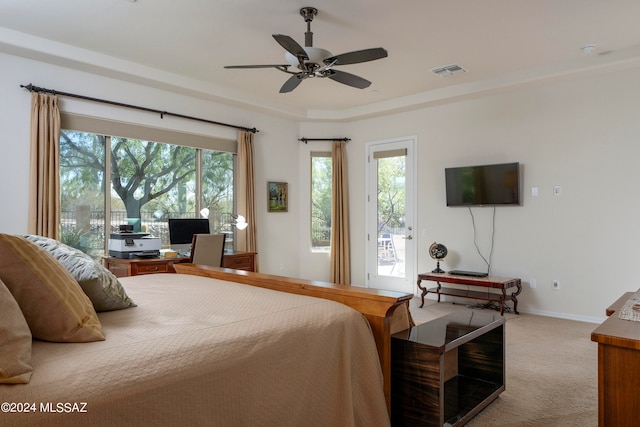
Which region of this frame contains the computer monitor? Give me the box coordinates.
[168,218,210,255]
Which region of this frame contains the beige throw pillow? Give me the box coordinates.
[0,278,33,384]
[0,234,105,343]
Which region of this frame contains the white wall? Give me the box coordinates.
[0,52,302,278]
[3,50,640,322]
[299,66,640,322]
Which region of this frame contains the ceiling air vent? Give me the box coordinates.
[431,64,466,78]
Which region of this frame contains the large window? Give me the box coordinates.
[59,129,236,258]
[311,152,332,251]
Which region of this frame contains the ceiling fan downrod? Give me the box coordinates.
[300,7,317,47]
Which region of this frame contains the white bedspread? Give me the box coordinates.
[0,273,390,426]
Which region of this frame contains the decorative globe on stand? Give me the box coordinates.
[429,242,448,273]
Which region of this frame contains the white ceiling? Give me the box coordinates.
[2,0,640,120]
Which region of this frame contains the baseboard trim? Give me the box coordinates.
[517,308,604,324]
[423,294,605,324]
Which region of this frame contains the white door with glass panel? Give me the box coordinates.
[366,137,416,294]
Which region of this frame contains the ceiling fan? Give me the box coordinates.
[224,7,388,93]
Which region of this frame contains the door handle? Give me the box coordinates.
[403,235,413,240]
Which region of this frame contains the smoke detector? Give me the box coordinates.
[431,64,466,78]
[581,44,597,54]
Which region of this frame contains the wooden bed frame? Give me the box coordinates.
[174,263,413,410]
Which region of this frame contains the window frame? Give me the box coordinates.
[59,114,237,256]
[310,151,332,252]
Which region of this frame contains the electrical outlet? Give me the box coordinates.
[552,280,560,291]
[530,278,536,289]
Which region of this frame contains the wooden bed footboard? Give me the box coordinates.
[174,263,413,411]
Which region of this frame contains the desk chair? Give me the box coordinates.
[190,233,226,267]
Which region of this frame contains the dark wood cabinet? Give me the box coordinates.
[391,311,505,426]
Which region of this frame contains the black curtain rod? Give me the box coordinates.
[20,83,258,134]
[298,137,350,144]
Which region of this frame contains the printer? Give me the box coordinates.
[108,232,161,259]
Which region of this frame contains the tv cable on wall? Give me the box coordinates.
[468,206,496,275]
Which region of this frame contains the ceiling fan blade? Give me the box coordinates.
[279,74,305,93]
[324,47,388,66]
[224,64,290,69]
[327,70,372,89]
[273,34,308,60]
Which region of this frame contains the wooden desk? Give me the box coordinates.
[221,251,256,272]
[417,272,522,315]
[104,251,256,277]
[591,290,640,426]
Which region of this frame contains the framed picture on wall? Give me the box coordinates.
[268,181,288,212]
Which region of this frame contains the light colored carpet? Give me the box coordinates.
[408,298,599,426]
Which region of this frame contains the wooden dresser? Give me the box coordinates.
[104,251,256,277]
[591,291,640,426]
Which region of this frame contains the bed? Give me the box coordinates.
[0,234,412,426]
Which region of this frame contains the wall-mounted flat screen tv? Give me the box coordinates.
[445,162,520,206]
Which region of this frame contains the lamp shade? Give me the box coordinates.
[234,215,248,230]
[200,208,248,230]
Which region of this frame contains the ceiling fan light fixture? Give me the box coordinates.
[225,7,386,92]
[285,47,333,68]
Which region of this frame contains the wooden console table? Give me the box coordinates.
[391,310,505,426]
[417,272,521,315]
[591,290,640,426]
[104,251,256,277]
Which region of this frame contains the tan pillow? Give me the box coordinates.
[0,278,33,384]
[0,234,104,343]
